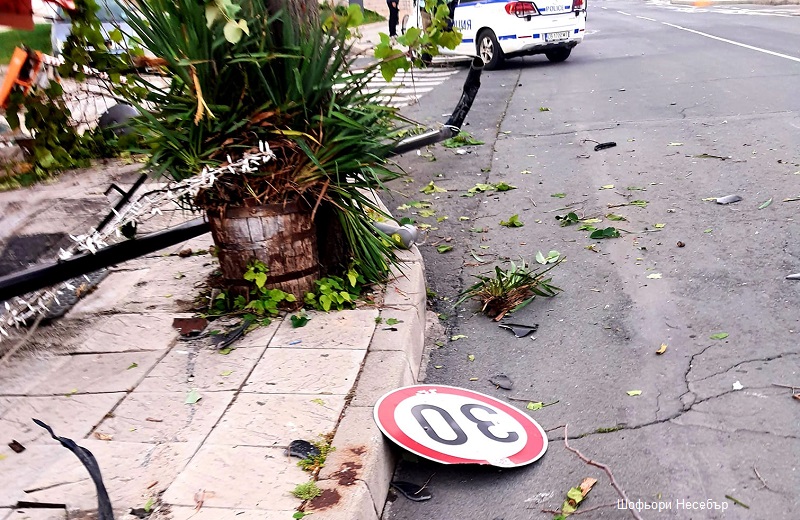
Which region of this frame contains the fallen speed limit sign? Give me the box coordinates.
[374,385,547,467]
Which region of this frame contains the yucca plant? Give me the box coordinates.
[119,0,410,286]
[456,258,563,321]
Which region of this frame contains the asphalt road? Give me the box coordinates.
[381,1,800,518]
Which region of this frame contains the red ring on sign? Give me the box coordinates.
[374,385,547,466]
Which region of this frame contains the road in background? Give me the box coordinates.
[382,1,799,518]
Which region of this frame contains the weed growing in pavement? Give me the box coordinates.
[297,439,336,474]
[455,258,563,320]
[292,481,322,500]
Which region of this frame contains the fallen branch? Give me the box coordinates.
[753,466,772,491]
[563,424,643,520]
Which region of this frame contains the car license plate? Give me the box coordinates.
[545,31,569,42]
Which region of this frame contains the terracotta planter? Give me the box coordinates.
[207,202,320,299]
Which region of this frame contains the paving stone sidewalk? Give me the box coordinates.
[0,224,427,520]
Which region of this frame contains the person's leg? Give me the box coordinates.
[389,5,399,37]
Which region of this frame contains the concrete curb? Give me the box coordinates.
[307,247,427,519]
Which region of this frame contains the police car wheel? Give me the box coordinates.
[478,30,503,70]
[545,48,571,63]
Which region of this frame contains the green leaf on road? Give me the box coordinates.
[436,245,453,253]
[421,181,447,194]
[527,401,544,410]
[606,213,627,221]
[626,390,642,396]
[654,223,666,229]
[599,184,615,190]
[418,209,436,218]
[127,363,138,370]
[551,192,566,198]
[590,227,620,239]
[500,215,524,227]
[758,198,773,209]
[220,370,233,376]
[710,332,729,340]
[467,354,475,362]
[451,334,467,341]
[629,200,648,207]
[385,318,402,326]
[494,182,516,192]
[539,107,550,112]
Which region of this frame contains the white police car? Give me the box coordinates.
[403,0,587,70]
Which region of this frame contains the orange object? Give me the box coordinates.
[0,47,42,109]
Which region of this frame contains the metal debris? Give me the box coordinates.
[715,195,742,205]
[489,374,514,390]
[498,322,539,338]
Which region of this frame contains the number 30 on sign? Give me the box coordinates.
[374,385,548,467]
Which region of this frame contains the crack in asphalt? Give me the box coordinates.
[688,351,799,383]
[556,383,796,442]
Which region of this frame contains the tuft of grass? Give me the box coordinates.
[455,258,562,320]
[0,24,52,63]
[292,481,322,500]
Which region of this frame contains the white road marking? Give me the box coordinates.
[637,15,657,21]
[660,22,800,63]
[618,10,632,15]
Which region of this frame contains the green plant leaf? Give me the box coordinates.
[590,227,620,239]
[436,245,453,253]
[418,209,436,218]
[143,498,154,513]
[629,200,648,207]
[500,214,523,227]
[710,332,729,340]
[758,198,773,209]
[539,107,550,112]
[599,184,614,190]
[654,223,666,229]
[220,370,233,376]
[127,363,138,370]
[185,389,201,404]
[467,354,475,361]
[421,181,447,194]
[551,192,566,198]
[606,213,627,221]
[527,401,543,410]
[494,182,516,192]
[291,314,310,328]
[451,334,467,341]
[626,390,642,396]
[385,318,402,325]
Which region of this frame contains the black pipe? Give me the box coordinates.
[445,57,484,129]
[0,218,209,302]
[389,56,484,156]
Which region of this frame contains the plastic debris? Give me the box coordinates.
[498,323,539,338]
[715,195,742,205]
[391,481,432,502]
[489,374,513,390]
[285,440,320,459]
[172,317,208,337]
[594,142,617,151]
[786,273,800,280]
